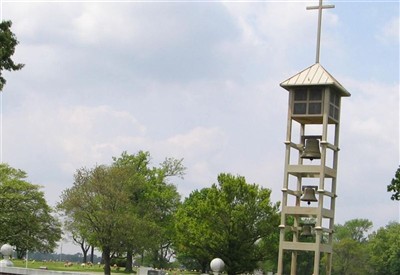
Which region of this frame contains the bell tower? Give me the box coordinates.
[276,1,350,275]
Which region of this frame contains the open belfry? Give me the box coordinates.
[276,1,350,274]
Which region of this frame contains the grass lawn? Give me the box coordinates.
[11,260,201,275]
[11,259,133,273]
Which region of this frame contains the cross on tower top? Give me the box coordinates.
[307,0,335,63]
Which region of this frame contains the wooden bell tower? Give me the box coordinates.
[276,1,350,274]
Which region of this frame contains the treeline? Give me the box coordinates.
[282,219,400,275]
[56,151,280,275]
[1,154,399,275]
[331,219,399,275]
[0,164,62,258]
[24,252,101,264]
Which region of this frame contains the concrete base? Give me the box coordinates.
[0,260,13,267]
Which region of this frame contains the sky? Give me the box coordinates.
[0,0,398,254]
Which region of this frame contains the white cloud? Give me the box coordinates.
[334,77,399,228]
[376,16,400,45]
[2,98,148,180]
[343,80,399,150]
[5,3,79,45]
[147,126,228,196]
[166,126,227,156]
[57,105,147,169]
[71,3,182,49]
[220,1,340,76]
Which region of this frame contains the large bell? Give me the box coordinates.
[301,138,321,160]
[301,225,313,237]
[301,187,318,205]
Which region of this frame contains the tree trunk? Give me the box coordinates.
[141,251,144,266]
[201,260,208,273]
[80,242,88,263]
[102,246,111,275]
[90,246,94,263]
[125,250,133,272]
[16,249,25,260]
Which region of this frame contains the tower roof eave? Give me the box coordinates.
[280,63,351,97]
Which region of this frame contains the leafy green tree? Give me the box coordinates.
[63,218,92,263]
[334,218,372,243]
[174,188,213,272]
[174,173,280,275]
[387,166,400,200]
[0,20,24,91]
[331,219,373,275]
[112,151,184,270]
[58,151,184,274]
[58,164,137,275]
[368,222,400,275]
[332,239,370,275]
[0,163,62,258]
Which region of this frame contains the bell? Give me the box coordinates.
[301,138,321,160]
[301,187,318,205]
[301,225,313,237]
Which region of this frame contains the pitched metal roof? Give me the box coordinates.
[280,63,351,97]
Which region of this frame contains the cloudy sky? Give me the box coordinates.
[0,0,398,253]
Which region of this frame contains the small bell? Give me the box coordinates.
[301,138,321,160]
[301,186,318,205]
[301,225,313,237]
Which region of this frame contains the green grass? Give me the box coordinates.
[11,260,202,275]
[11,259,132,273]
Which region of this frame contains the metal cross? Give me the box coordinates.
[307,0,335,63]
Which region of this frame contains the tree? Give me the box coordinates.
[387,166,400,201]
[368,222,400,275]
[58,164,137,275]
[331,219,373,275]
[332,239,369,275]
[63,219,92,263]
[0,163,62,258]
[0,20,24,91]
[174,173,280,275]
[334,218,373,243]
[174,188,216,272]
[112,151,184,270]
[58,151,185,274]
